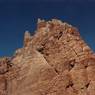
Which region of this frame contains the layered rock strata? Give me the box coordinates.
[0,19,95,95]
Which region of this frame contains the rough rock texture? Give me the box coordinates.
[0,19,95,95]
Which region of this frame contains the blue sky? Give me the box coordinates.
[0,0,95,56]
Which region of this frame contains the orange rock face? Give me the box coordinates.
[0,19,95,95]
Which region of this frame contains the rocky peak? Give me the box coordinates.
[37,19,79,35]
[0,19,95,95]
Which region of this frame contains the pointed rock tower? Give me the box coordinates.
[24,31,31,47]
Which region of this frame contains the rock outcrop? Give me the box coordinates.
[0,19,95,95]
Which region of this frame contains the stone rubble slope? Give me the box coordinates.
[0,19,95,95]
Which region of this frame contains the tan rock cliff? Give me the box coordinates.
[0,19,95,95]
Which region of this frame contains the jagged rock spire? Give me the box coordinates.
[37,18,45,24]
[24,31,31,47]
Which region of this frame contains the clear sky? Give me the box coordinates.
[0,0,95,56]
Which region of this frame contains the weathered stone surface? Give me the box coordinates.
[0,19,95,95]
